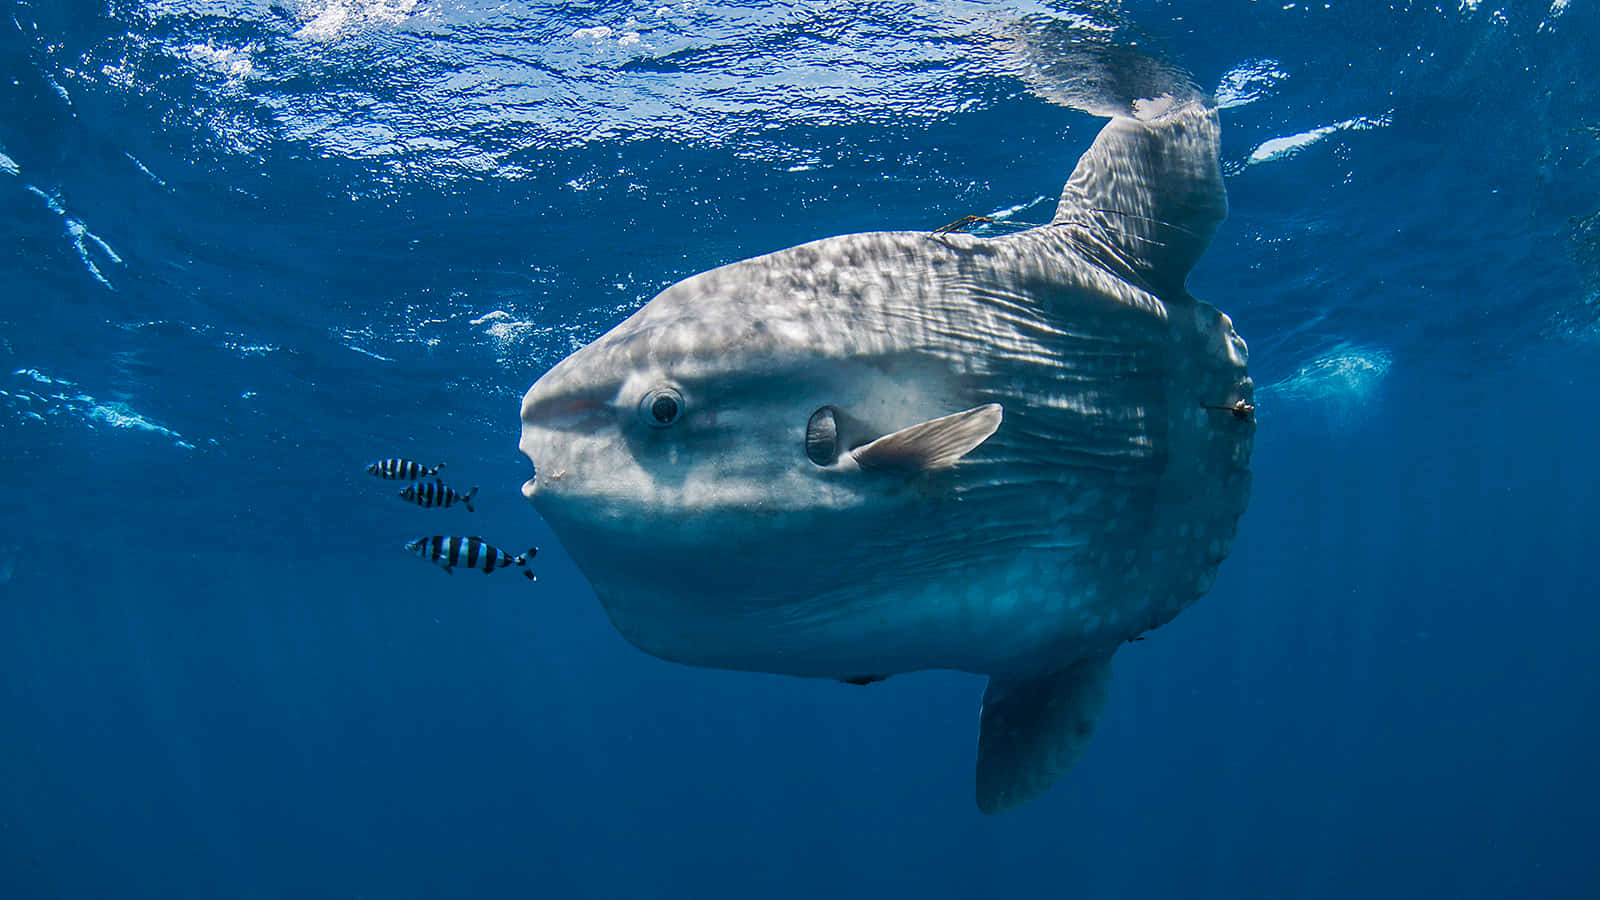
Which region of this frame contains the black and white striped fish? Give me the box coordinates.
[406,536,536,579]
[367,458,444,480]
[398,480,477,512]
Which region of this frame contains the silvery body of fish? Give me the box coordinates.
[399,480,477,512]
[407,536,536,579]
[367,458,444,480]
[518,101,1253,814]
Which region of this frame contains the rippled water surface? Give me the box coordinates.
[3,2,1598,898]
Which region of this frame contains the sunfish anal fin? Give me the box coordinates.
[975,652,1114,815]
[849,403,1002,473]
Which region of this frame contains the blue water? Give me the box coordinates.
[3,1,1598,897]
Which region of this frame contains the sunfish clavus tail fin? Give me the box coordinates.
[1052,101,1225,297]
[975,653,1114,814]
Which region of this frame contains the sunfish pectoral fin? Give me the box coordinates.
[1052,101,1224,296]
[848,403,1002,474]
[975,652,1114,814]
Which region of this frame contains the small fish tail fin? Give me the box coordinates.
[517,547,537,578]
[462,486,478,513]
[432,461,446,475]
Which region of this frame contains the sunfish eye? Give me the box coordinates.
[805,405,839,466]
[640,387,684,428]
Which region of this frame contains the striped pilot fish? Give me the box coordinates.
[367,458,445,480]
[399,480,477,512]
[406,536,537,579]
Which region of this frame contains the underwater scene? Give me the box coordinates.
[2,1,1598,897]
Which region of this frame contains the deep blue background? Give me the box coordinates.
[3,2,1598,898]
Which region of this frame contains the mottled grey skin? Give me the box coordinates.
[520,102,1252,813]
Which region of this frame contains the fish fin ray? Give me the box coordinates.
[849,404,1001,473]
[975,653,1114,814]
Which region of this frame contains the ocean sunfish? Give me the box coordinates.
[518,100,1253,813]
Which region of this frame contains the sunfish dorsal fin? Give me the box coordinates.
[1052,101,1225,296]
[849,404,1002,473]
[975,653,1114,814]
